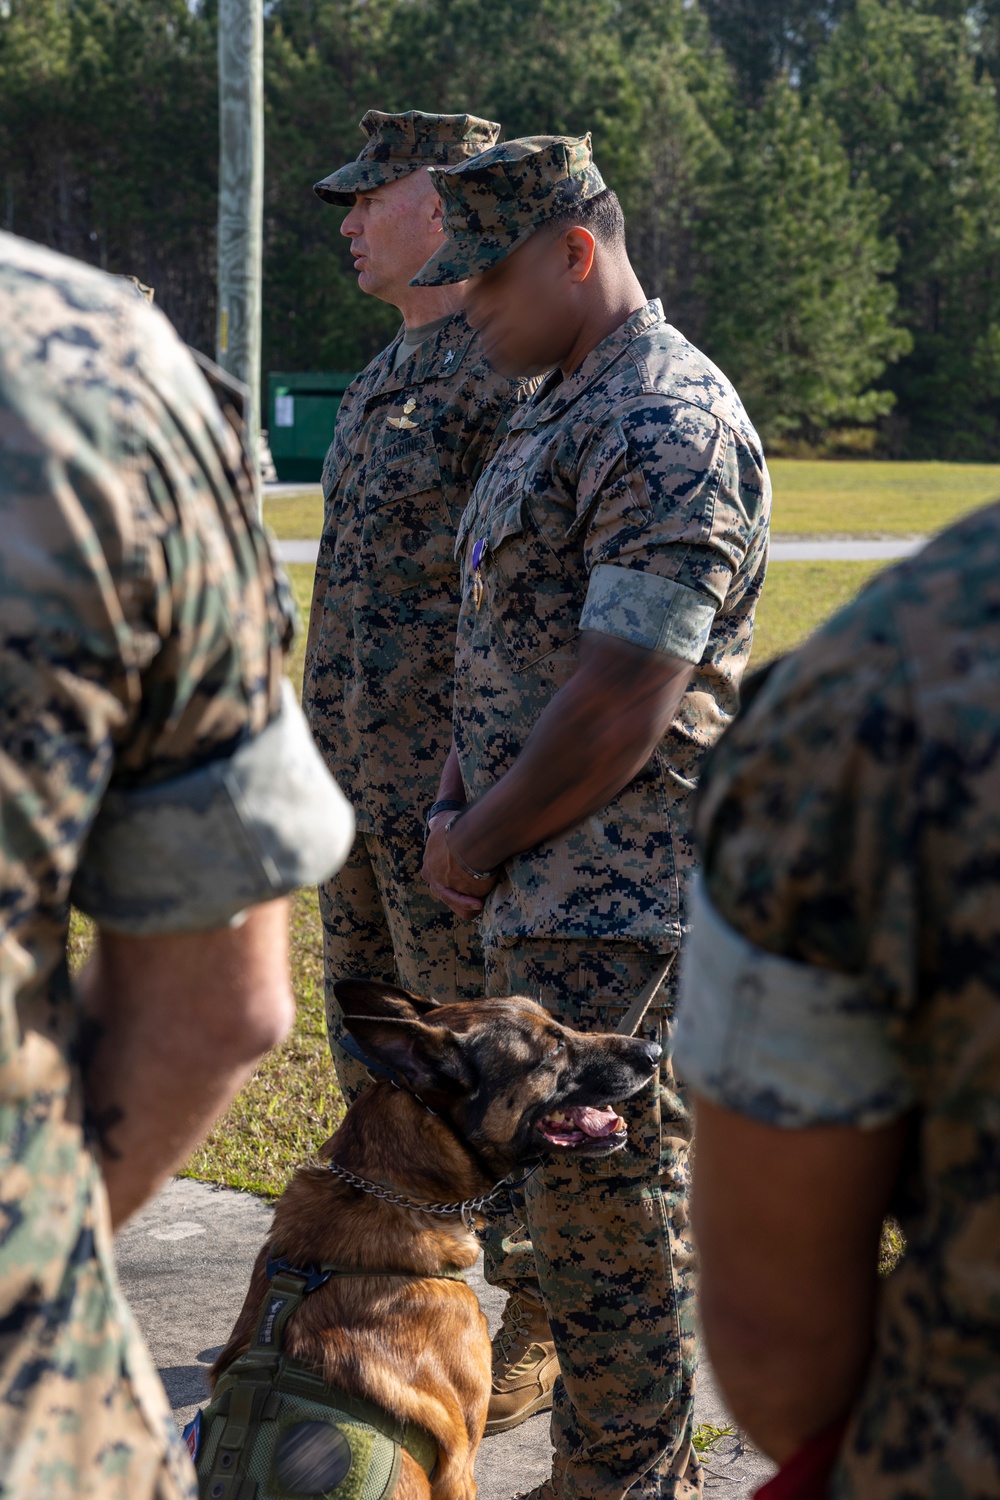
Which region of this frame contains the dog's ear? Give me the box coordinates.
[340,1014,474,1099]
[333,978,441,1020]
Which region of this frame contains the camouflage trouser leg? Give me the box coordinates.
[483,941,700,1500]
[0,1117,194,1499]
[319,827,483,1104]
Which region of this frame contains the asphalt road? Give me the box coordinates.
[116,1178,774,1498]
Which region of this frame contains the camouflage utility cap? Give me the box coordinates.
[314,110,501,206]
[412,133,606,286]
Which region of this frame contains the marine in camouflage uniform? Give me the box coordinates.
[414,137,771,1499]
[304,111,533,1100]
[675,501,1000,1498]
[0,231,350,1499]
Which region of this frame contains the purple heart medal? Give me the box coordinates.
[471,537,486,612]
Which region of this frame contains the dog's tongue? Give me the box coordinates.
[538,1104,625,1145]
[572,1105,624,1138]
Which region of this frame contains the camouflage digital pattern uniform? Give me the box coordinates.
[415,138,771,1500]
[305,112,535,1100]
[0,230,310,1499]
[675,501,1000,1499]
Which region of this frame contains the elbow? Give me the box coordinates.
[224,976,296,1061]
[197,945,296,1063]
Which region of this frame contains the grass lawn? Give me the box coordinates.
[768,458,1000,536]
[751,559,884,664]
[264,458,1000,542]
[264,490,325,539]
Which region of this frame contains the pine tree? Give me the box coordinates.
[696,80,908,444]
[0,0,218,348]
[817,0,1000,457]
[699,0,848,100]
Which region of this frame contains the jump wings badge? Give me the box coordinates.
[388,396,418,432]
[471,538,486,612]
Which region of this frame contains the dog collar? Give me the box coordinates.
[324,1156,542,1232]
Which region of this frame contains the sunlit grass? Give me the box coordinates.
[262,462,1000,544]
[750,559,886,665]
[264,489,323,539]
[768,458,1000,536]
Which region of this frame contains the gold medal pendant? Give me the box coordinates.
[473,573,484,612]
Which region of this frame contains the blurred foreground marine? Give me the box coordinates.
[676,501,1000,1498]
[305,110,533,1095]
[419,136,771,1496]
[0,231,352,1498]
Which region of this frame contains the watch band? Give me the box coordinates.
[444,813,497,882]
[425,798,467,827]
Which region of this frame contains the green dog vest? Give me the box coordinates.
[193,1262,460,1500]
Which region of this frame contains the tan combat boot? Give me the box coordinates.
[484,1289,559,1434]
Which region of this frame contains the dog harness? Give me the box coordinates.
[190,1256,464,1500]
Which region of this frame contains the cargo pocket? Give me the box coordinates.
[362,431,452,594]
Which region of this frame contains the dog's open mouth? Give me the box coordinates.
[536,1105,626,1148]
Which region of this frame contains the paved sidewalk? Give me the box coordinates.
[116,1178,774,1497]
[271,536,926,566]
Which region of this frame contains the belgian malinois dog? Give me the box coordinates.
[203,980,660,1500]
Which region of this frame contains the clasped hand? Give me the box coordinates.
[421,814,498,919]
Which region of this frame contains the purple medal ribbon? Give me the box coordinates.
[471,538,486,572]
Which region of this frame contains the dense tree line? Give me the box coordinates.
[2,0,999,455]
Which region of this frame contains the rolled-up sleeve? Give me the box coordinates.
[674,877,915,1129]
[578,396,769,659]
[72,681,354,935]
[580,563,717,663]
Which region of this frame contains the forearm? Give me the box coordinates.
[455,633,691,872]
[700,1268,876,1462]
[432,743,466,808]
[693,1099,906,1463]
[79,899,294,1228]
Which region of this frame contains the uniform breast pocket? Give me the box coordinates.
[478,494,583,674]
[363,432,453,594]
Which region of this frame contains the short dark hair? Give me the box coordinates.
[546,187,626,248]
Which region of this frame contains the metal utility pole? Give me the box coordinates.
[217,0,264,475]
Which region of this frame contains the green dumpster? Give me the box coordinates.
[267,371,355,483]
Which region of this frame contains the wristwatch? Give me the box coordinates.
[424,798,466,839]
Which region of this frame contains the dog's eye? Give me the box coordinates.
[549,1039,565,1057]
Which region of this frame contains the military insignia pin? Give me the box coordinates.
[388,396,419,432]
[442,349,455,369]
[471,538,486,611]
